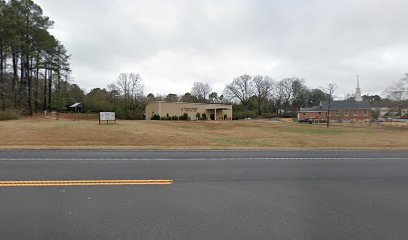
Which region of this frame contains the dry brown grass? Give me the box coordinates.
[0,118,407,149]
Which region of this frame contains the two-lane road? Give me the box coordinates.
[0,150,408,239]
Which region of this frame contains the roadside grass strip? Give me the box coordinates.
[0,179,174,187]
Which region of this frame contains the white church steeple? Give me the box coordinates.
[355,75,362,101]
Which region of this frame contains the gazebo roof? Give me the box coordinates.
[69,102,82,108]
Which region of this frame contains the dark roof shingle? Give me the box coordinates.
[321,100,371,110]
[299,100,372,112]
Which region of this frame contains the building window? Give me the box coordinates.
[364,109,368,115]
[344,110,349,116]
[353,110,358,116]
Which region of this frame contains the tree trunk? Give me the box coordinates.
[0,43,5,111]
[27,53,32,115]
[257,96,262,116]
[48,68,52,110]
[12,49,18,107]
[43,67,47,110]
[326,97,331,128]
[19,50,25,107]
[34,53,40,111]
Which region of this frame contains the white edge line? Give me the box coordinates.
[0,157,407,161]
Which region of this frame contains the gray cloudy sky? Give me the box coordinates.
[35,0,408,97]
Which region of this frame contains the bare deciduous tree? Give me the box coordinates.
[191,82,211,103]
[291,78,309,111]
[253,75,273,115]
[384,73,408,116]
[277,78,295,114]
[224,74,253,106]
[129,72,143,106]
[116,72,142,109]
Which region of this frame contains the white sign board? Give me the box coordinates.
[100,112,115,121]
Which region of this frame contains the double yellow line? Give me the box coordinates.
[0,179,174,187]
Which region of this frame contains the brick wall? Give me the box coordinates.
[298,109,373,122]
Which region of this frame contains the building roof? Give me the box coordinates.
[321,100,371,110]
[299,106,325,112]
[69,102,82,108]
[149,101,232,106]
[299,100,372,112]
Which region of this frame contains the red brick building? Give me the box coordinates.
[298,78,373,122]
[298,100,373,122]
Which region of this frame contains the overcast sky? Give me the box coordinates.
[35,0,408,98]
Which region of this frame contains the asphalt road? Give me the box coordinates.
[0,150,408,240]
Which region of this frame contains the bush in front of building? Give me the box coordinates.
[151,114,161,120]
[165,114,172,120]
[179,113,189,120]
[171,115,179,120]
[201,113,207,120]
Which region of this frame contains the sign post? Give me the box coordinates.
[99,112,116,125]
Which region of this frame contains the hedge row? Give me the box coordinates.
[151,112,208,120]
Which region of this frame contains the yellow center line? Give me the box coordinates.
[0,179,174,187]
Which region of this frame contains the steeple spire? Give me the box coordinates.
[355,75,362,101]
[357,75,360,89]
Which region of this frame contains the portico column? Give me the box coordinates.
[214,108,217,120]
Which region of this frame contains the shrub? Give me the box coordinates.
[201,113,207,120]
[196,112,200,120]
[171,115,179,120]
[115,109,145,120]
[0,111,20,121]
[261,112,279,118]
[233,110,257,120]
[281,112,297,118]
[179,113,189,120]
[151,114,160,120]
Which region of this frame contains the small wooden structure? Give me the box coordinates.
[69,102,83,113]
[69,102,83,121]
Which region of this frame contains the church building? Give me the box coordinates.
[298,78,373,122]
[145,101,232,120]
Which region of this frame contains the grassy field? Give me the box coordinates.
[0,118,407,149]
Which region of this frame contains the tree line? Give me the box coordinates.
[1,1,407,120]
[0,0,71,114]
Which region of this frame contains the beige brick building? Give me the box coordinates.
[145,101,233,120]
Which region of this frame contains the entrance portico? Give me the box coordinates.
[206,107,232,120]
